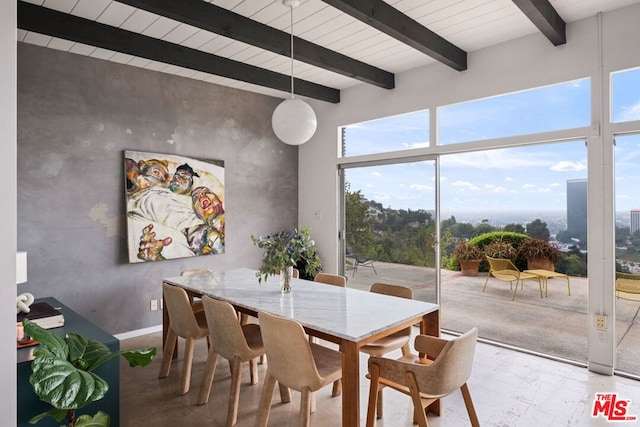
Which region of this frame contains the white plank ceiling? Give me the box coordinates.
[16,0,640,102]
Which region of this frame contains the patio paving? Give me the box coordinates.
[345,261,640,377]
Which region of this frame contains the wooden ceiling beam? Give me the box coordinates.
[17,2,340,103]
[512,0,566,46]
[321,0,467,71]
[117,0,394,90]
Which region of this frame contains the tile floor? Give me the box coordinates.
[120,330,640,426]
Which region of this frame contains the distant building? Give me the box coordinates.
[631,209,640,235]
[567,179,588,241]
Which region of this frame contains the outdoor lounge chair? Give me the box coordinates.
[615,272,640,302]
[483,256,542,300]
[347,248,377,277]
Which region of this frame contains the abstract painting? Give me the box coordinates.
[124,150,225,263]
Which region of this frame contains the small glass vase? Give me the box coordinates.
[280,266,293,293]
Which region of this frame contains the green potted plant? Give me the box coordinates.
[22,319,156,427]
[452,240,484,276]
[518,238,561,271]
[251,226,322,289]
[483,240,518,260]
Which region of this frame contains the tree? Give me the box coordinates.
[503,223,525,233]
[526,218,550,240]
[345,186,375,257]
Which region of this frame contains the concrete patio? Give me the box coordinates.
[345,261,640,377]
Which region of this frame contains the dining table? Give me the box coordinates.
[162,267,440,427]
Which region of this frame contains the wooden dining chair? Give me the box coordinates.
[197,296,264,426]
[159,283,210,395]
[366,328,479,427]
[313,272,347,287]
[256,311,343,427]
[360,283,414,419]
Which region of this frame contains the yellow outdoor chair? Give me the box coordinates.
[615,272,640,302]
[483,256,542,300]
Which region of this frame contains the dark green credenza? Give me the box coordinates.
[17,297,120,427]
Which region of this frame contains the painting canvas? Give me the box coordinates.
[124,150,225,263]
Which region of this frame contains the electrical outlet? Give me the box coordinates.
[150,299,158,311]
[594,314,607,331]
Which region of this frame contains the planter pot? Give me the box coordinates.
[459,259,482,276]
[527,257,555,271]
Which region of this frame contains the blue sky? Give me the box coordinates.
[344,70,640,214]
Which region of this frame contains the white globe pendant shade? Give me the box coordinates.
[271,97,317,145]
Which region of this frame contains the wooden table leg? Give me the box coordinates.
[421,310,441,416]
[341,340,360,427]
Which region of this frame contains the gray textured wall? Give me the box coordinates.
[17,43,298,334]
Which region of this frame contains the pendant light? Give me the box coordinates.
[271,0,317,146]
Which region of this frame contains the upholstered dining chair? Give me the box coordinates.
[180,268,212,312]
[365,328,479,427]
[256,311,343,427]
[159,283,210,395]
[197,296,264,426]
[311,271,347,395]
[360,282,414,419]
[313,272,347,287]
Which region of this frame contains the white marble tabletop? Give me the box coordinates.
[163,267,439,342]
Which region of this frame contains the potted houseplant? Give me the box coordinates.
[483,240,518,260]
[452,241,484,276]
[251,226,322,292]
[22,319,156,427]
[518,238,561,271]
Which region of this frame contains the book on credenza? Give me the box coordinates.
[17,301,65,329]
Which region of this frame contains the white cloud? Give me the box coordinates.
[550,183,561,187]
[522,184,536,189]
[452,180,480,191]
[504,177,513,182]
[410,184,432,190]
[550,161,587,172]
[616,101,640,122]
[485,184,507,192]
[371,171,381,176]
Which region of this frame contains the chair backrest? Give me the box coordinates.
[486,256,518,272]
[162,283,202,337]
[370,282,413,300]
[201,296,251,361]
[413,328,478,396]
[314,272,347,287]
[181,268,212,276]
[370,283,413,337]
[258,311,324,391]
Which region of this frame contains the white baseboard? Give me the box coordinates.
[114,324,162,341]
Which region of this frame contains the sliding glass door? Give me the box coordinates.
[341,159,437,304]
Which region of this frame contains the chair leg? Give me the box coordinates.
[377,389,383,419]
[227,357,242,427]
[366,364,380,426]
[279,381,292,403]
[255,372,277,427]
[159,329,177,379]
[482,274,490,292]
[406,372,428,427]
[180,336,196,395]
[332,379,342,397]
[300,387,312,427]
[197,349,219,405]
[460,383,480,427]
[250,357,259,385]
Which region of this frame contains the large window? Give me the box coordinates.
[612,67,640,123]
[341,109,429,157]
[438,79,590,144]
